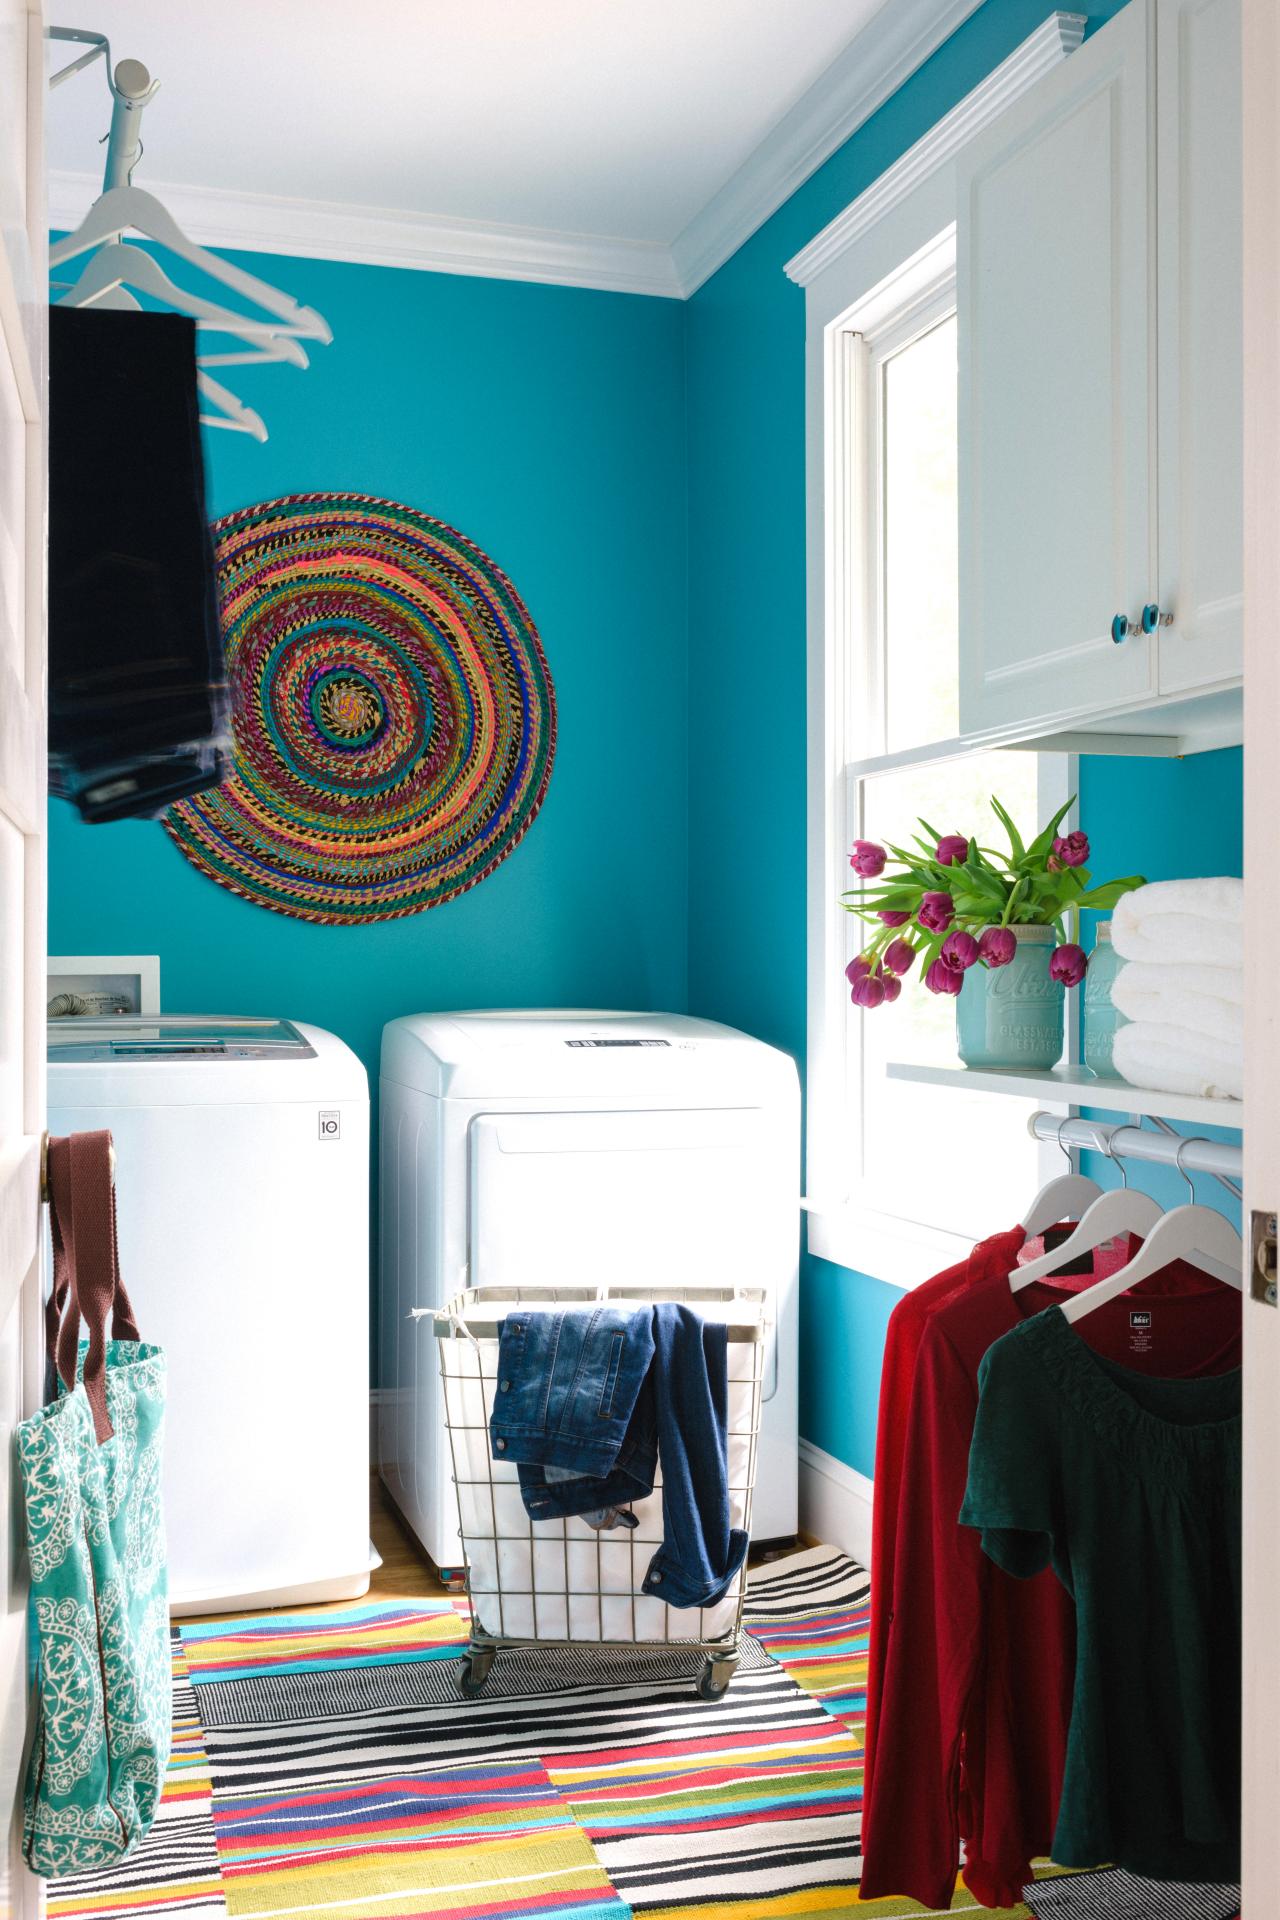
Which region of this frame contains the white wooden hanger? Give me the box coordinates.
[1020,1170,1103,1239]
[57,278,268,441]
[50,187,332,344]
[1059,1205,1243,1319]
[1058,1138,1244,1320]
[194,372,267,442]
[56,243,311,367]
[1020,1117,1103,1236]
[48,47,331,443]
[1011,1185,1164,1291]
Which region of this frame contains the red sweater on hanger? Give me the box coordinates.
[858,1248,1242,1911]
[862,1227,1024,1813]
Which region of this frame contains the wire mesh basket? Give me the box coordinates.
[434,1283,767,1699]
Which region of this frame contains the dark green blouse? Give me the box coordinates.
[960,1305,1241,1883]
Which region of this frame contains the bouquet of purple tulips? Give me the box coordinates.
[842,797,1145,1008]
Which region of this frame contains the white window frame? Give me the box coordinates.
[839,240,960,764]
[794,26,1084,1287]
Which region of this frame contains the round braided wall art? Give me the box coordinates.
[163,492,556,923]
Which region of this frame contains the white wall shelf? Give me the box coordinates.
[885,1059,1244,1131]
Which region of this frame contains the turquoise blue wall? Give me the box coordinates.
[49,258,691,1085]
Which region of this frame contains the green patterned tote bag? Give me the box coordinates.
[17,1129,170,1878]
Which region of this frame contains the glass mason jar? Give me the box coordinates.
[1083,920,1126,1076]
[955,925,1065,1071]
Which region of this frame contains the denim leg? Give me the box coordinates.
[641,1305,750,1609]
[517,1451,653,1522]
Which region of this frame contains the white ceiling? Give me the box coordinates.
[45,0,983,295]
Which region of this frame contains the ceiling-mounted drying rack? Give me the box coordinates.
[46,26,332,442]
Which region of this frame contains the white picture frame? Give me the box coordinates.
[47,955,161,1018]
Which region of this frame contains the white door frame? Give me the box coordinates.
[0,2,47,1914]
[1242,0,1279,1905]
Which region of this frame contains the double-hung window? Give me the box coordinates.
[805,232,1066,1285]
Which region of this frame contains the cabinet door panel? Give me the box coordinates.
[959,4,1156,735]
[1156,0,1243,693]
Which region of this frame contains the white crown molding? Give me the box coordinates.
[798,1438,874,1570]
[47,168,685,300]
[785,11,1086,288]
[670,0,988,297]
[47,5,1079,303]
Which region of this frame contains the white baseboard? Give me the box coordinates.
[798,1438,874,1571]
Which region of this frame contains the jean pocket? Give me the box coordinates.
[597,1332,625,1418]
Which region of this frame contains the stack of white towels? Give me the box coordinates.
[1109,878,1243,1101]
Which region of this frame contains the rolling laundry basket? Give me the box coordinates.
[432,1284,767,1699]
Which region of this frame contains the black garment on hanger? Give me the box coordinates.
[48,307,228,822]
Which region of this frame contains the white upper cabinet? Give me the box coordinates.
[1156,0,1243,694]
[957,0,1242,740]
[958,3,1155,736]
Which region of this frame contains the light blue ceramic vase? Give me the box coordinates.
[955,925,1065,1070]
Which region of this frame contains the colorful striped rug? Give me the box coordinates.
[180,1600,472,1683]
[44,1636,226,1917]
[46,1546,1043,1920]
[744,1546,870,1729]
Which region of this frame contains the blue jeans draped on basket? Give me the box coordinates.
[488,1303,749,1610]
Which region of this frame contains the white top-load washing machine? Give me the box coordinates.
[48,1015,370,1616]
[378,1009,799,1571]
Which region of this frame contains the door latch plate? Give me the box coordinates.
[1251,1210,1277,1307]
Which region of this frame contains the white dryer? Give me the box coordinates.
[378,1009,799,1572]
[48,1015,370,1615]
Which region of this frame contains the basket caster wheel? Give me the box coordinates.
[697,1658,735,1701]
[457,1652,494,1696]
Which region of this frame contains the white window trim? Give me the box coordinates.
[841,244,958,763]
[800,38,1083,1289]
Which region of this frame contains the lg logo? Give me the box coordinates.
[318,1110,341,1140]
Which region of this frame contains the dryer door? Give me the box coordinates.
[467,1106,798,1538]
[469,1107,777,1288]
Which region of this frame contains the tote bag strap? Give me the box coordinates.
[45,1130,140,1443]
[44,1135,81,1382]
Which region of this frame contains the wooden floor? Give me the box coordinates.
[368,1472,451,1599]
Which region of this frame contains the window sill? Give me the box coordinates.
[805,1204,976,1291]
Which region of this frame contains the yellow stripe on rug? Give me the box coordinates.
[217,1824,623,1919]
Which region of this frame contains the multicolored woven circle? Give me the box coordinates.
[164,493,556,923]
